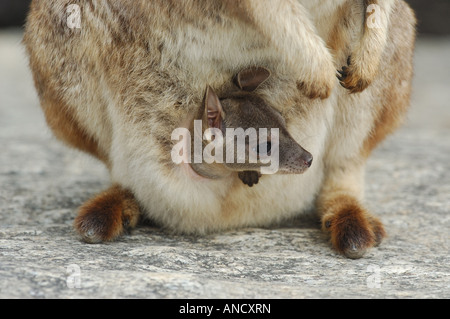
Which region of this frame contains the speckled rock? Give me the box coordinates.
[0,30,449,299]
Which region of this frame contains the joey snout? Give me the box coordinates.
[277,142,313,174]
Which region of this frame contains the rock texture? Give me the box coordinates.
[0,30,449,299]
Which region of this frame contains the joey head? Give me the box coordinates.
[190,67,313,186]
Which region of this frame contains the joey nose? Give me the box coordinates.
[281,143,313,174]
[302,152,313,168]
[300,150,313,168]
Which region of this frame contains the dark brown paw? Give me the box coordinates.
[322,199,386,259]
[337,56,371,94]
[238,171,261,187]
[74,185,140,243]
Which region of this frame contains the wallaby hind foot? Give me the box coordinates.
[320,195,386,259]
[74,185,141,243]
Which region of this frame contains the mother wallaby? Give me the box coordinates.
[24,0,416,258]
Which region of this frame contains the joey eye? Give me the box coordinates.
[253,142,272,156]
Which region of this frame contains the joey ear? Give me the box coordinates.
[235,67,271,92]
[205,86,224,129]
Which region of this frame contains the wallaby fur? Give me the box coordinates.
[24,0,416,258]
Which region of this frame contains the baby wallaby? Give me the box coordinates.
[184,67,313,187]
